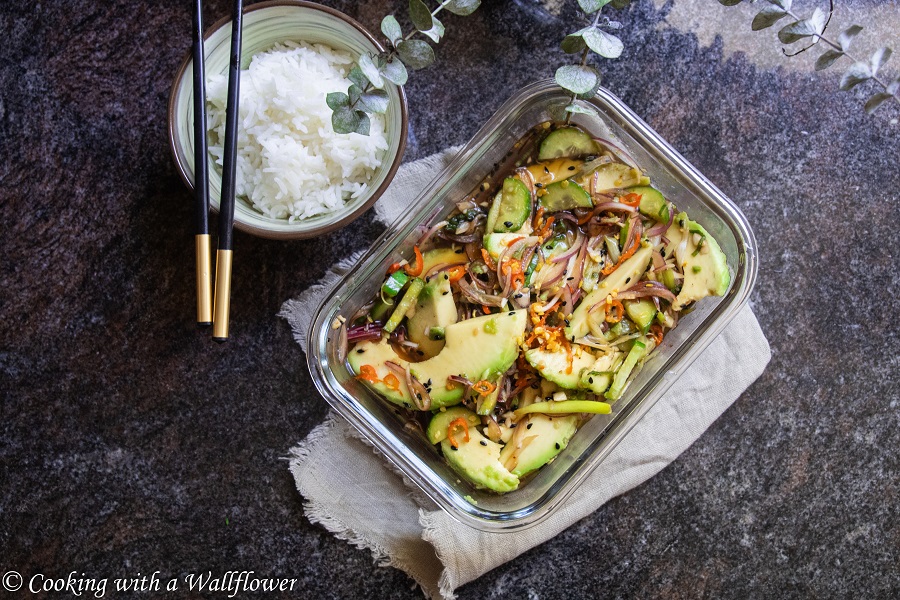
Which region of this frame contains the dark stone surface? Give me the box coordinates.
[1,0,898,598]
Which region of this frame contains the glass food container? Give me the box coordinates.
[306,80,758,532]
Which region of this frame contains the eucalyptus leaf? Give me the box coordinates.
[555,64,600,95]
[839,61,872,91]
[717,0,744,6]
[561,33,587,54]
[358,54,384,89]
[360,89,390,114]
[397,39,435,70]
[583,28,623,59]
[577,0,611,13]
[870,47,892,76]
[770,0,792,10]
[419,14,445,44]
[609,0,630,8]
[348,66,369,89]
[380,58,409,85]
[751,6,787,31]
[443,0,480,17]
[838,25,863,52]
[348,84,363,107]
[888,75,900,96]
[326,92,350,110]
[778,17,818,44]
[815,49,843,71]
[332,106,360,134]
[381,15,403,46]
[564,102,596,115]
[409,0,434,33]
[864,92,893,114]
[354,111,371,136]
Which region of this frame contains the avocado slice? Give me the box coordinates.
[584,163,649,193]
[348,311,527,409]
[498,413,578,478]
[524,347,596,389]
[407,274,457,359]
[421,247,467,276]
[426,406,481,444]
[439,410,519,493]
[664,212,730,311]
[579,351,623,395]
[565,244,654,340]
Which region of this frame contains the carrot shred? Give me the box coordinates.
[447,417,470,449]
[404,245,424,276]
[649,324,664,346]
[472,380,496,396]
[481,248,497,271]
[601,235,640,276]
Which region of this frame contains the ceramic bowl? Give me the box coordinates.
[168,0,407,240]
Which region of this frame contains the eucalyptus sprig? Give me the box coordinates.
[328,0,481,135]
[719,0,899,114]
[555,0,632,115]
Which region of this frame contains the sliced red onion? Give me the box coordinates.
[551,232,584,263]
[592,137,639,170]
[417,220,448,247]
[553,211,579,225]
[346,323,383,343]
[438,229,481,244]
[458,277,507,307]
[591,201,638,215]
[618,280,678,303]
[645,209,674,238]
[404,363,431,411]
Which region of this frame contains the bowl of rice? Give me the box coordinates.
[168,0,408,239]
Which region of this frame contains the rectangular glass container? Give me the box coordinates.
[306,80,758,532]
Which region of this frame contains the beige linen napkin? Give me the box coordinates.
[281,148,771,600]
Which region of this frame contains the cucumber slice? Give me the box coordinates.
[605,336,655,401]
[539,180,592,212]
[624,298,657,333]
[627,185,670,223]
[538,127,599,161]
[492,178,531,233]
[384,277,424,333]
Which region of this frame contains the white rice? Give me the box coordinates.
[206,42,388,222]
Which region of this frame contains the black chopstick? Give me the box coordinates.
[192,0,213,327]
[212,0,243,342]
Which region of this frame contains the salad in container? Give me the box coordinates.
[307,80,757,531]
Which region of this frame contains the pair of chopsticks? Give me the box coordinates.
[193,0,243,342]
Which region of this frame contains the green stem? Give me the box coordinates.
[565,10,607,123]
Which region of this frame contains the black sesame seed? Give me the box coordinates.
[567,276,574,281]
[510,423,518,428]
[356,349,364,354]
[444,273,450,280]
[455,248,464,254]
[588,377,594,384]
[544,166,550,174]
[527,423,533,429]
[545,396,552,401]
[451,446,458,451]
[417,350,425,356]
[509,311,515,316]
[480,440,487,446]
[555,442,561,449]
[564,319,570,326]
[514,293,523,299]
[535,182,543,188]
[442,291,449,295]
[625,277,631,284]
[504,221,513,228]
[568,166,576,171]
